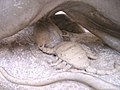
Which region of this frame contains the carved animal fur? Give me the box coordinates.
[39,41,120,75]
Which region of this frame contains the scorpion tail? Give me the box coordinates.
[86,63,120,75]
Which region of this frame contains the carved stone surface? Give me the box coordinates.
[0,26,120,90]
[0,0,120,52]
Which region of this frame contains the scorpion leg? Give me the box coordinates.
[53,61,67,70]
[55,63,72,73]
[50,59,62,66]
[62,64,72,71]
[39,45,55,54]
